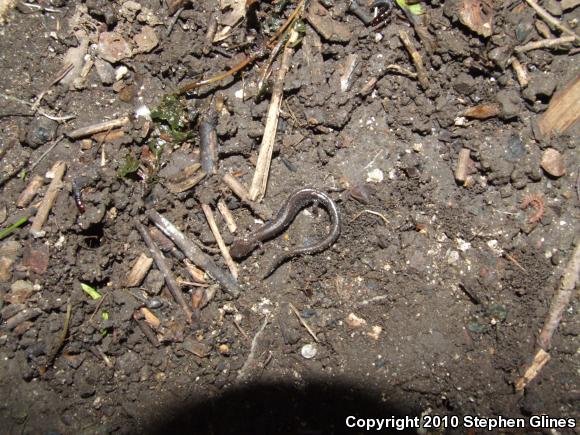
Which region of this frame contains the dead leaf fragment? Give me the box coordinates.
[459,0,494,37]
[182,336,212,357]
[463,103,501,119]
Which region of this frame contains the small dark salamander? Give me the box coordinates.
[230,188,341,277]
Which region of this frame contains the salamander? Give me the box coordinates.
[230,187,341,277]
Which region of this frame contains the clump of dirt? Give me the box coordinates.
[0,0,578,433]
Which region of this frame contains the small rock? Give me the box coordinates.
[300,343,317,359]
[218,343,230,356]
[453,73,476,95]
[522,74,556,101]
[98,32,132,63]
[543,0,562,15]
[367,325,382,340]
[146,298,163,309]
[0,257,13,282]
[562,0,580,10]
[488,46,512,70]
[133,26,158,54]
[496,90,522,120]
[119,0,141,21]
[541,148,565,177]
[366,168,383,183]
[22,243,49,274]
[94,58,115,85]
[6,280,36,304]
[0,240,22,259]
[115,66,129,81]
[25,117,58,149]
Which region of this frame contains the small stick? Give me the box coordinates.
[350,209,389,225]
[30,161,66,237]
[399,30,429,90]
[249,44,294,201]
[201,203,238,279]
[288,302,319,343]
[514,348,551,392]
[124,253,153,287]
[66,116,130,140]
[537,241,580,350]
[199,109,218,175]
[165,6,184,37]
[514,35,576,53]
[136,222,193,323]
[217,199,237,233]
[510,58,529,88]
[17,175,44,208]
[42,300,72,373]
[29,135,64,171]
[237,315,269,381]
[504,252,527,272]
[94,345,114,368]
[222,173,272,220]
[133,313,160,347]
[522,0,579,41]
[5,308,42,330]
[146,210,241,297]
[454,148,472,183]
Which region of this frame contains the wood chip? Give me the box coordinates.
[536,75,580,139]
[125,253,153,287]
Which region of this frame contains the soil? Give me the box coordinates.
[0,0,579,434]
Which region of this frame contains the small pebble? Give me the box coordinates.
[541,148,565,177]
[301,343,317,359]
[146,298,163,309]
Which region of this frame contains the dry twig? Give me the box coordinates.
[201,203,239,279]
[249,44,295,201]
[30,161,66,237]
[522,0,579,41]
[399,30,429,90]
[147,210,241,297]
[136,222,193,323]
[537,242,580,350]
[515,35,576,53]
[288,302,319,343]
[222,173,272,220]
[237,315,269,381]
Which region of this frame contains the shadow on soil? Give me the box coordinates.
[146,379,418,435]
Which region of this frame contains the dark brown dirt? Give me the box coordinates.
[0,0,578,434]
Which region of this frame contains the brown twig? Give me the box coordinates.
[398,30,429,90]
[17,175,44,208]
[66,116,130,140]
[350,209,389,225]
[288,302,319,343]
[136,222,193,323]
[515,35,577,53]
[146,210,241,297]
[217,199,237,233]
[222,173,272,220]
[522,0,579,41]
[249,43,295,201]
[537,241,580,350]
[237,315,269,381]
[30,161,66,237]
[199,108,218,176]
[201,203,239,279]
[510,58,529,87]
[124,253,153,287]
[514,348,551,392]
